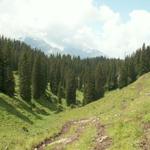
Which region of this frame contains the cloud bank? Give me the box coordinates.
[0,0,150,57]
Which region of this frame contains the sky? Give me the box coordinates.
[0,0,150,58]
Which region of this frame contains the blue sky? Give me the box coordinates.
[94,0,150,15]
[93,0,150,24]
[0,0,150,58]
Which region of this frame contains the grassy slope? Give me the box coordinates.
[0,73,150,150]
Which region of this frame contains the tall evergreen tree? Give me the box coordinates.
[83,71,95,105]
[66,69,76,106]
[95,63,105,99]
[139,43,149,75]
[126,58,136,84]
[18,52,31,101]
[0,48,3,91]
[5,68,15,97]
[50,67,60,95]
[106,62,118,90]
[57,82,63,104]
[118,63,128,89]
[32,55,43,99]
[2,51,15,96]
[40,57,48,95]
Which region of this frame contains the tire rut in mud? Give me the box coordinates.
[140,122,150,150]
[34,117,112,150]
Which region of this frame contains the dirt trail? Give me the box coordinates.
[140,122,150,150]
[34,117,112,150]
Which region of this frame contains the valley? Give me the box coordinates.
[0,72,149,150]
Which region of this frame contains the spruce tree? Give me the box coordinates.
[83,71,95,105]
[66,69,76,106]
[106,62,118,90]
[32,54,47,99]
[32,55,42,99]
[139,44,149,75]
[95,64,105,99]
[118,63,128,89]
[134,49,141,76]
[40,57,48,95]
[2,52,15,96]
[146,46,150,71]
[127,58,136,84]
[5,68,15,97]
[57,82,63,104]
[0,48,3,91]
[50,65,60,95]
[18,52,31,101]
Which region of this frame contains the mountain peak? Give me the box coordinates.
[21,37,105,58]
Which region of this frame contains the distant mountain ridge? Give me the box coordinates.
[20,37,105,58]
[20,37,62,54]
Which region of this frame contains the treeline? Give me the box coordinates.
[0,36,150,106]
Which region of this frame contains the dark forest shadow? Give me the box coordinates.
[35,94,58,113]
[13,97,42,119]
[0,98,33,124]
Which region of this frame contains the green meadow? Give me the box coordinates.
[0,72,150,150]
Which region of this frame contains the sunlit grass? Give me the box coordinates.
[0,72,149,149]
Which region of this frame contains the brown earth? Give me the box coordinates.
[33,117,112,150]
[139,122,150,150]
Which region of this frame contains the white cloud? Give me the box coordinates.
[0,0,150,58]
[98,7,150,57]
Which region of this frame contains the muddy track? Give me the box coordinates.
[140,122,150,150]
[94,122,112,150]
[33,117,112,150]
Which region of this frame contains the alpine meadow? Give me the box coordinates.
[0,0,150,150]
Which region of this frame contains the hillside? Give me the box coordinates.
[0,73,150,150]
